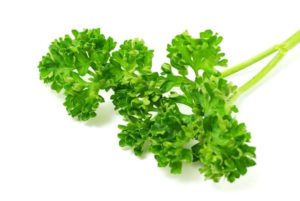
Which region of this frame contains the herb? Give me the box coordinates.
[38,28,300,182]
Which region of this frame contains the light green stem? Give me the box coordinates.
[282,30,300,50]
[225,30,300,102]
[229,52,285,103]
[221,45,279,77]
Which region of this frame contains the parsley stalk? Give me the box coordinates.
[222,31,300,102]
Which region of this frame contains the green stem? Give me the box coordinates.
[221,45,279,77]
[227,30,300,102]
[229,51,285,103]
[282,30,300,50]
[222,30,300,78]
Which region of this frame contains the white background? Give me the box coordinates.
[1,0,300,200]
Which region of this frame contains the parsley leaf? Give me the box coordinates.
[38,29,116,120]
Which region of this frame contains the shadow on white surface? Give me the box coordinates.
[158,162,204,183]
[158,160,258,188]
[50,88,65,100]
[212,169,258,191]
[85,101,118,127]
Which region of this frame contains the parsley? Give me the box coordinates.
[38,28,300,182]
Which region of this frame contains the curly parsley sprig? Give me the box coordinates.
[38,28,300,182]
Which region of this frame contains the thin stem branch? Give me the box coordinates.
[223,30,300,102]
[221,45,279,77]
[229,51,285,103]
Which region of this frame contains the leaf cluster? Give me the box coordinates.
[38,28,256,182]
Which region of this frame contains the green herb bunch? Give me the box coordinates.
[38,28,300,182]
